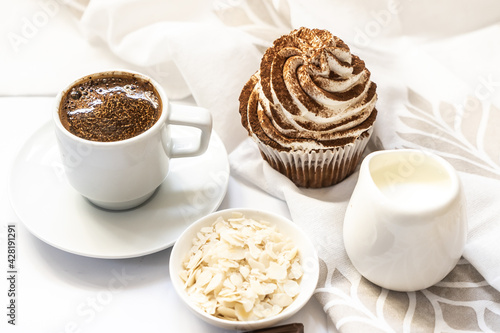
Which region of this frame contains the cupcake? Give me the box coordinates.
[239,27,377,188]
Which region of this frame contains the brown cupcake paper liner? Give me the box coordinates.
[254,128,373,188]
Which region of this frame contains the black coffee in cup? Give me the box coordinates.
[59,73,162,142]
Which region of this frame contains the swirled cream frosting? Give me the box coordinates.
[240,27,377,151]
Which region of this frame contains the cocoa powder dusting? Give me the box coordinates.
[238,27,379,188]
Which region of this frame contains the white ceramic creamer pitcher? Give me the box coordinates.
[343,149,467,292]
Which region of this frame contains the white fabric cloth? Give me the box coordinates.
[75,0,283,152]
[228,2,500,331]
[54,0,500,331]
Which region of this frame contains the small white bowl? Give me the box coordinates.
[169,208,319,331]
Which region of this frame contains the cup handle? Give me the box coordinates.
[164,103,212,158]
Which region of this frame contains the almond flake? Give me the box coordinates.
[179,212,303,321]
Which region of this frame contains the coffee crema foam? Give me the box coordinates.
[59,74,162,142]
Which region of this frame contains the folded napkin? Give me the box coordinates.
[225,1,500,332]
[71,0,271,152]
[231,137,500,332]
[71,0,500,331]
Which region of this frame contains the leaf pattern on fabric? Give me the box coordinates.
[316,260,395,333]
[213,0,292,53]
[459,98,482,149]
[483,104,500,164]
[397,89,500,180]
[316,258,500,333]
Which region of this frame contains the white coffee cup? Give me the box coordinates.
[53,70,212,210]
[343,149,467,292]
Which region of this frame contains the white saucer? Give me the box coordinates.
[9,122,229,259]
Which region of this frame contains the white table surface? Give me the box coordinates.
[0,103,331,333]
